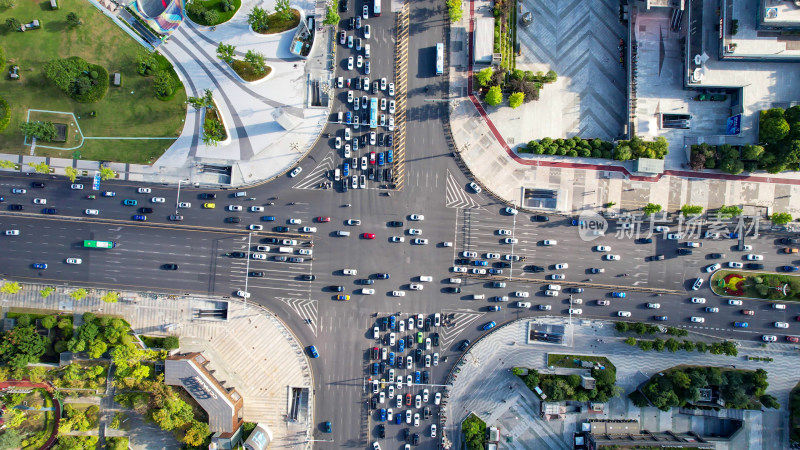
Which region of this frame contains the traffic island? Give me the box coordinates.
[710,269,800,301]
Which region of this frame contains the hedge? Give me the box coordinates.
[74,64,109,103]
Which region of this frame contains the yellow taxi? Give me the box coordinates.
[203,202,216,209]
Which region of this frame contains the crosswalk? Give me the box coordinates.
[439,309,484,346]
[292,151,336,189]
[445,169,481,209]
[279,297,319,336]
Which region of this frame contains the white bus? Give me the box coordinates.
[370,97,378,129]
[373,0,381,16]
[435,43,444,75]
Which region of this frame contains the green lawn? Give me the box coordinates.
[0,0,186,164]
[258,9,300,35]
[547,354,615,371]
[186,0,242,25]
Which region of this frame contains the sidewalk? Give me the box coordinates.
[446,0,800,217]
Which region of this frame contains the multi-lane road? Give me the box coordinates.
[2,0,800,448]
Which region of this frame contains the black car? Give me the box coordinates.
[387,135,393,147]
[42,208,57,214]
[459,339,471,351]
[412,434,420,445]
[274,255,288,262]
[274,226,290,232]
[653,254,665,261]
[782,238,800,245]
[162,264,179,270]
[330,285,344,292]
[379,361,386,373]
[348,17,354,29]
[746,263,764,270]
[445,287,462,293]
[378,424,385,438]
[31,182,45,188]
[638,237,653,244]
[388,220,404,227]
[678,249,693,255]
[532,215,550,222]
[425,317,432,330]
[263,238,280,244]
[415,348,423,362]
[404,428,411,440]
[378,134,385,146]
[231,252,247,258]
[9,204,23,211]
[422,371,429,384]
[525,265,545,272]
[169,215,183,221]
[249,271,265,277]
[360,279,375,285]
[708,253,724,259]
[139,207,154,214]
[225,217,241,223]
[380,317,388,330]
[199,193,217,199]
[340,0,347,11]
[406,336,414,349]
[302,274,316,281]
[431,332,439,347]
[654,315,668,321]
[375,273,390,279]
[423,406,431,420]
[497,262,512,268]
[371,396,377,410]
[455,258,470,265]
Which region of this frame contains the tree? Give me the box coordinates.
[509,92,524,109]
[247,5,270,31]
[203,9,220,25]
[41,315,57,329]
[642,203,662,215]
[0,326,47,369]
[28,161,50,174]
[244,50,267,75]
[615,321,629,332]
[274,0,292,20]
[182,420,210,446]
[680,204,703,216]
[760,394,780,409]
[485,86,502,106]
[0,430,23,448]
[70,288,88,301]
[67,338,86,353]
[614,145,632,160]
[64,167,79,182]
[624,337,636,346]
[152,70,175,97]
[107,437,129,450]
[202,89,215,109]
[717,205,742,218]
[638,340,653,351]
[5,17,20,31]
[771,212,793,225]
[19,121,57,142]
[217,42,236,64]
[40,287,55,298]
[66,12,81,26]
[186,96,206,110]
[665,338,680,352]
[476,67,493,87]
[87,340,107,358]
[447,0,462,22]
[323,5,340,25]
[99,167,116,180]
[0,282,22,294]
[0,0,17,8]
[203,118,225,146]
[760,114,790,144]
[3,408,25,429]
[136,50,157,76]
[151,396,194,431]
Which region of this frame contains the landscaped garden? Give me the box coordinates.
[710,269,800,301]
[0,0,186,164]
[247,3,301,35]
[515,360,618,403]
[185,0,242,25]
[631,365,779,411]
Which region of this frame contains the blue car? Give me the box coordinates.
[346,111,352,124]
[42,208,57,214]
[123,199,137,206]
[571,219,585,226]
[414,371,421,384]
[387,149,393,163]
[365,60,370,74]
[372,362,379,375]
[734,322,748,328]
[308,345,319,358]
[102,191,116,197]
[483,321,497,330]
[378,152,384,166]
[473,260,488,266]
[488,268,503,275]
[32,263,47,269]
[728,232,739,239]
[132,215,147,221]
[379,408,386,421]
[397,338,405,352]
[783,266,800,272]
[262,216,276,221]
[395,412,403,424]
[324,421,332,433]
[376,273,390,279]
[343,162,349,177]
[389,315,396,330]
[611,292,626,298]
[388,352,395,365]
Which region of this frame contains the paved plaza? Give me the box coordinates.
[443,318,796,450]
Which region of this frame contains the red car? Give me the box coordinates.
[405,393,412,406]
[370,152,376,164]
[363,233,376,239]
[743,310,755,316]
[787,336,800,343]
[317,216,331,222]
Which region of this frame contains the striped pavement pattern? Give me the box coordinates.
[392,3,410,190]
[445,169,482,209]
[279,297,319,336]
[439,309,484,346]
[292,151,336,189]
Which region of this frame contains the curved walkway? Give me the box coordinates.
[0,381,60,449]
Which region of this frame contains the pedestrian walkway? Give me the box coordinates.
[445,0,800,218]
[0,282,314,449]
[443,318,797,450]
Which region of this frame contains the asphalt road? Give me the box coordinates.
[2,1,800,449]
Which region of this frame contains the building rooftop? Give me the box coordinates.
[474,17,495,65]
[761,0,800,28]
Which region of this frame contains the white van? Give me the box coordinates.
[337,230,351,237]
[365,44,371,59]
[471,294,485,300]
[337,111,343,123]
[278,247,293,253]
[234,191,247,197]
[419,276,433,282]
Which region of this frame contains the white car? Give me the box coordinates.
[691,297,706,304]
[547,284,561,291]
[228,205,242,211]
[302,226,317,233]
[604,254,621,261]
[344,128,352,140]
[514,291,529,298]
[362,288,375,295]
[409,229,421,235]
[389,100,395,114]
[728,262,743,268]
[344,144,351,157]
[550,274,565,280]
[741,244,753,251]
[485,253,500,260]
[686,242,701,248]
[380,77,387,90]
[762,335,777,342]
[347,90,353,102]
[5,230,20,236]
[617,311,631,317]
[706,263,721,272]
[504,238,518,244]
[151,197,166,203]
[392,291,406,297]
[388,116,394,131]
[504,207,518,215]
[364,23,371,38]
[33,198,46,205]
[347,56,353,70]
[66,257,82,264]
[357,55,363,68]
[472,268,486,274]
[498,229,511,235]
[691,316,705,323]
[449,278,462,284]
[70,184,84,190]
[410,214,424,221]
[705,307,719,313]
[434,392,441,405]
[516,302,531,308]
[419,276,432,282]
[380,98,387,111]
[137,187,151,193]
[728,299,743,306]
[667,233,682,240]
[568,308,582,315]
[746,254,763,260]
[236,290,250,298]
[413,413,420,427]
[554,263,568,270]
[443,241,453,247]
[413,238,428,245]
[249,224,263,231]
[409,284,423,291]
[84,209,99,215]
[178,202,191,208]
[289,218,302,224]
[775,322,789,328]
[251,253,266,260]
[250,206,264,212]
[343,269,357,275]
[389,83,395,96]
[452,266,467,273]
[462,251,477,257]
[391,236,405,243]
[597,300,610,306]
[647,303,660,309]
[298,249,312,256]
[543,240,557,246]
[335,137,342,149]
[595,245,610,252]
[654,226,669,232]
[504,254,520,261]
[290,167,302,177]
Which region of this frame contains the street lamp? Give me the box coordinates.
[175,179,189,215]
